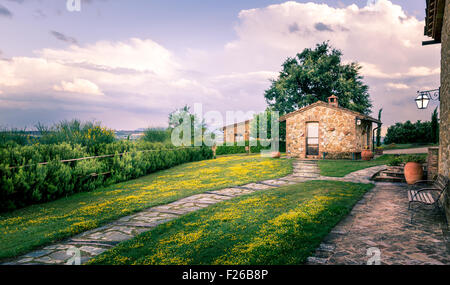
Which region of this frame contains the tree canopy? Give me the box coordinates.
[264,42,372,115]
[384,120,436,145]
[168,105,209,146]
[250,110,286,141]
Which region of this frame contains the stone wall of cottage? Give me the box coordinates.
[285,105,370,158]
[223,121,250,144]
[439,2,450,222]
[224,127,235,144]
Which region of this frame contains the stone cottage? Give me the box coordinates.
[280,95,381,159]
[222,120,251,143]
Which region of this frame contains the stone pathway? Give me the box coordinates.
[3,159,308,265]
[318,165,388,184]
[307,182,450,265]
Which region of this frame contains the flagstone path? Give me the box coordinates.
[4,160,448,265]
[2,159,314,265]
[307,182,450,265]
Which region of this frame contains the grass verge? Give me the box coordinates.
[0,155,292,261]
[88,180,374,265]
[318,154,426,177]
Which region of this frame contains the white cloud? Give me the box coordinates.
[195,0,440,125]
[0,0,442,128]
[39,38,179,77]
[386,83,409,90]
[0,60,26,87]
[53,78,104,96]
[405,66,441,77]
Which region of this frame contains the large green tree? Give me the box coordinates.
[168,105,208,146]
[249,109,286,141]
[264,42,372,115]
[384,120,434,144]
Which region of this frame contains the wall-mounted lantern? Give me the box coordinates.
[356,118,362,126]
[415,88,440,110]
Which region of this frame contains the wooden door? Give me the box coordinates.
[306,122,319,156]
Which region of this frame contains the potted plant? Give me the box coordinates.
[271,151,281,158]
[361,146,373,161]
[403,155,426,185]
[375,146,384,155]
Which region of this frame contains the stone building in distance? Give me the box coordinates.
[222,120,251,143]
[280,96,381,159]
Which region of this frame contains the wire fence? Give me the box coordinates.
[8,146,203,170]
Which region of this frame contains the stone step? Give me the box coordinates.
[378,171,404,178]
[372,175,405,183]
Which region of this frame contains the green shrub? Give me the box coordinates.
[216,140,286,155]
[387,156,403,166]
[142,128,171,143]
[0,142,213,212]
[322,152,356,160]
[384,120,437,144]
[0,128,31,147]
[36,120,116,154]
[403,154,426,164]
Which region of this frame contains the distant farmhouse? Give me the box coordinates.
[222,120,251,143]
[222,96,381,159]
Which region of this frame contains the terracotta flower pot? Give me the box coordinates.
[404,162,423,185]
[271,151,281,158]
[361,149,373,161]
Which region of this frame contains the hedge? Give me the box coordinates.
[0,142,213,212]
[216,141,286,155]
[384,120,437,144]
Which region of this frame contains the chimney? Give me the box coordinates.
[328,95,339,108]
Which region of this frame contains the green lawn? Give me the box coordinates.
[318,154,426,177]
[381,143,437,150]
[0,155,292,261]
[88,181,373,265]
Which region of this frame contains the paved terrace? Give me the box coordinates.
[307,182,450,265]
[3,160,449,265]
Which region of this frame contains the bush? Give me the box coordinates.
[215,141,286,155]
[36,120,116,154]
[403,155,426,164]
[322,152,355,160]
[387,156,403,166]
[142,128,171,143]
[0,142,213,212]
[0,128,32,147]
[384,120,437,145]
[387,154,426,166]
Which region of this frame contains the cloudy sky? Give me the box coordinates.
[0,0,441,130]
